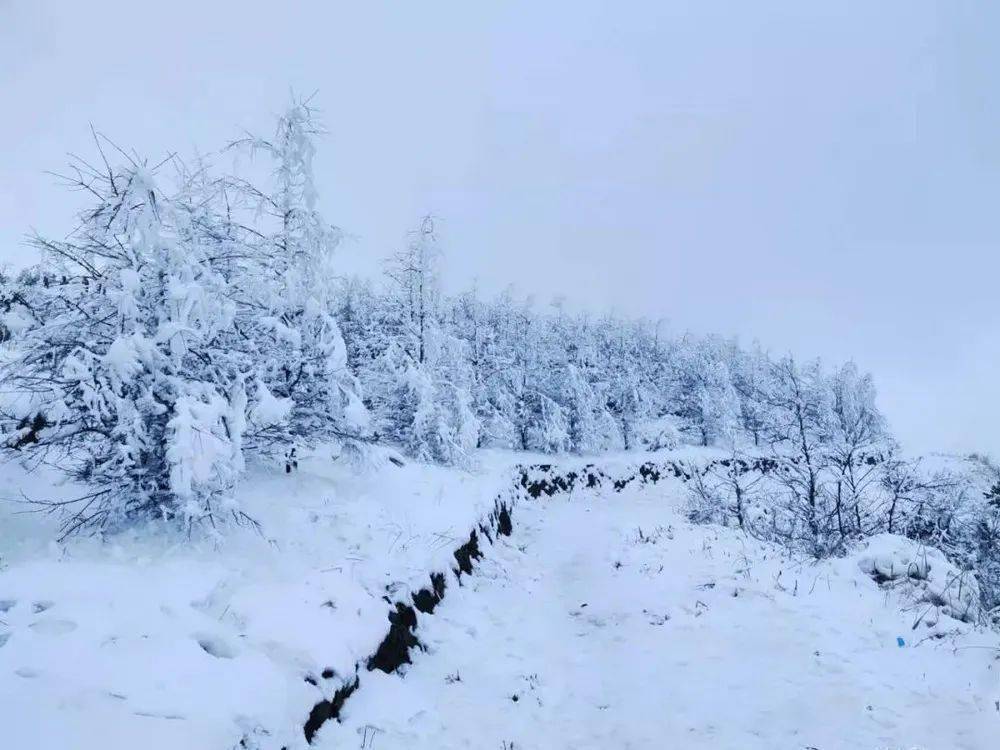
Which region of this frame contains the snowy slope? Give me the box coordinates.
[328,476,1000,750]
[0,450,519,750]
[1,451,998,749]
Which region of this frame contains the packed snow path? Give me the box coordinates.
[328,485,997,749]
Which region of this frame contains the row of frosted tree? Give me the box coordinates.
[0,101,918,531]
[340,256,889,465]
[0,102,996,612]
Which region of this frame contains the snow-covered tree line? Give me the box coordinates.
[0,102,899,531]
[338,277,881,462]
[341,263,1000,613]
[3,98,996,602]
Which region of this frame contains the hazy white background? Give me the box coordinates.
[1,1,997,457]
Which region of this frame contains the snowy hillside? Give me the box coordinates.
[0,451,517,749]
[1,88,999,750]
[4,0,1000,744]
[2,451,997,749]
[333,477,999,749]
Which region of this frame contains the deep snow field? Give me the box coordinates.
[1,449,998,749]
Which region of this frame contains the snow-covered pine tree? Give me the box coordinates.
[562,313,622,454]
[599,317,653,451]
[445,287,522,449]
[410,328,479,464]
[514,304,572,453]
[1,150,253,536]
[372,216,478,464]
[227,99,369,464]
[481,290,531,449]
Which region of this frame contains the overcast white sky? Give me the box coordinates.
[1,1,998,457]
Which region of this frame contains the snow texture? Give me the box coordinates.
[2,451,997,749]
[0,450,517,749]
[330,467,1000,750]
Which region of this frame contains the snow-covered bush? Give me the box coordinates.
[635,416,682,452]
[856,534,981,624]
[687,450,768,533]
[889,455,1000,618]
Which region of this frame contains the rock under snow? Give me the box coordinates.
[856,533,981,624]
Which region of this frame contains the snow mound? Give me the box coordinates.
[856,533,980,624]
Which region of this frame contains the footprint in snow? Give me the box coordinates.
[196,634,238,659]
[29,619,77,636]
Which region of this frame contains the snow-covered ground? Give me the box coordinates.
[1,450,998,749]
[0,450,518,750]
[330,478,1000,750]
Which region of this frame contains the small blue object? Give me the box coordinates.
[896,637,905,648]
